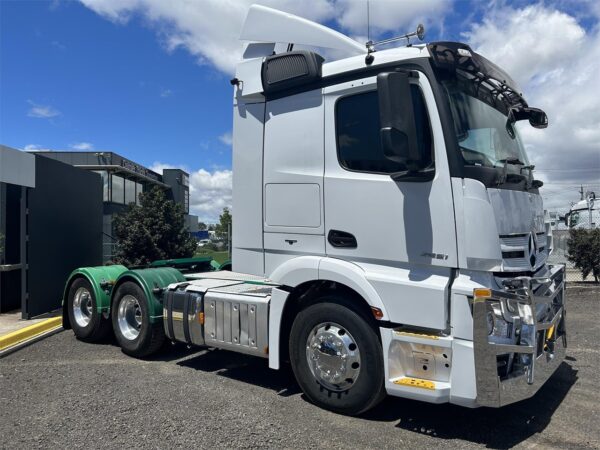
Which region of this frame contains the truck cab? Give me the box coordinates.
[231,5,566,410]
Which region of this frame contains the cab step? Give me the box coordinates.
[387,376,451,403]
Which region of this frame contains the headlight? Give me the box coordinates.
[486,311,495,335]
[487,302,512,340]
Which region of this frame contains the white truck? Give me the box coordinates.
[63,5,566,415]
[565,193,598,229]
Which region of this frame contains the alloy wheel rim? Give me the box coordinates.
[117,295,142,341]
[305,322,361,392]
[73,287,93,328]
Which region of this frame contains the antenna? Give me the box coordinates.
[367,1,370,43]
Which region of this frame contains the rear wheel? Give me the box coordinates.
[111,281,165,358]
[289,299,386,415]
[67,278,111,341]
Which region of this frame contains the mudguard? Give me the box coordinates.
[62,265,128,329]
[112,267,186,323]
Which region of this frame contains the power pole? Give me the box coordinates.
[579,185,584,200]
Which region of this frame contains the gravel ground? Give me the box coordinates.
[1,286,598,449]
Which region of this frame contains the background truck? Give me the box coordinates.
[62,5,566,416]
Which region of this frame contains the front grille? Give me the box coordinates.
[499,232,548,271]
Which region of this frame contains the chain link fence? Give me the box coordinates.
[547,205,599,282]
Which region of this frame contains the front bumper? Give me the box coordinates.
[473,264,566,407]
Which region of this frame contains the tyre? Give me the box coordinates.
[289,299,386,415]
[67,277,111,341]
[111,281,165,358]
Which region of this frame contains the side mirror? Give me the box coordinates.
[526,107,548,129]
[377,71,421,171]
[508,106,548,130]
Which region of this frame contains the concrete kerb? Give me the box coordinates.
[0,317,63,358]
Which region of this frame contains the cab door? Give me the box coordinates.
[263,89,326,276]
[323,73,457,328]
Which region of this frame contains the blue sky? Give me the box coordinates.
[1,0,233,172]
[1,1,599,220]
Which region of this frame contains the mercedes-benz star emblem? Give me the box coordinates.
[528,231,537,268]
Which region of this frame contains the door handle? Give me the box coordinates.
[328,230,357,249]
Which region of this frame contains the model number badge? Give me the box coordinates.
[421,252,448,260]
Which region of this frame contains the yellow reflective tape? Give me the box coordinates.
[394,377,435,390]
[395,331,439,340]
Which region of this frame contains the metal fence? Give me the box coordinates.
[547,230,577,281]
[547,229,597,282]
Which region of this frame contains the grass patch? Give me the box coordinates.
[194,249,230,264]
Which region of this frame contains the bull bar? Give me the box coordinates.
[473,264,566,407]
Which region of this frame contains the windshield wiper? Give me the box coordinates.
[496,158,540,189]
[498,157,535,171]
[497,157,525,165]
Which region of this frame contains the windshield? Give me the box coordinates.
[443,81,530,169]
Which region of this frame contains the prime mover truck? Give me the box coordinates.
[61,5,566,415]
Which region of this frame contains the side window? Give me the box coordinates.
[336,84,432,173]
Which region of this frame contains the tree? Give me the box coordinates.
[112,187,197,266]
[215,207,232,240]
[567,228,600,282]
[198,222,207,231]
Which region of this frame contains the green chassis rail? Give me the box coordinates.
[62,256,231,329]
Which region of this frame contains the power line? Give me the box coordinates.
[536,168,600,172]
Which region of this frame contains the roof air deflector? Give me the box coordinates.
[240,5,366,57]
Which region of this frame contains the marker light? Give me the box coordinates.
[473,288,492,302]
[371,307,384,320]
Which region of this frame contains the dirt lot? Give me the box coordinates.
[1,285,598,449]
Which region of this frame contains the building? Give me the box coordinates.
[1,145,103,318]
[34,151,199,261]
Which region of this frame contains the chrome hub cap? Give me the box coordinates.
[306,322,361,392]
[117,295,142,341]
[73,287,93,327]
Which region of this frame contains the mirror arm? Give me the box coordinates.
[390,166,435,182]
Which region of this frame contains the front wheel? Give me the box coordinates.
[289,299,386,415]
[111,281,165,358]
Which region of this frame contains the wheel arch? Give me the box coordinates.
[268,257,388,370]
[112,267,186,323]
[62,265,128,329]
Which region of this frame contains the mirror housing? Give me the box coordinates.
[527,107,548,129]
[377,71,422,171]
[508,106,548,130]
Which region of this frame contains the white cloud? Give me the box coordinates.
[79,0,447,74]
[189,168,233,222]
[334,0,447,38]
[70,142,95,151]
[51,40,66,51]
[160,88,172,98]
[23,144,50,151]
[464,4,600,213]
[148,162,188,173]
[27,100,61,119]
[150,162,232,222]
[218,131,232,146]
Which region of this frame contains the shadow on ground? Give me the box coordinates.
[366,362,578,449]
[77,330,578,449]
[177,348,301,397]
[177,347,578,449]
